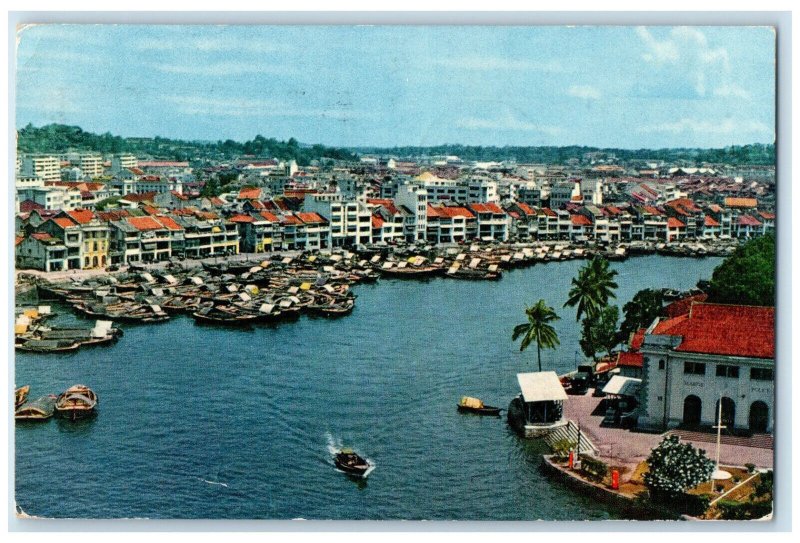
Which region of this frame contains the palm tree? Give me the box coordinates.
[564,256,619,321]
[512,299,561,372]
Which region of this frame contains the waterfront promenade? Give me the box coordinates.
[562,389,774,483]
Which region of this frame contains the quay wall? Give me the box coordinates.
[539,455,679,520]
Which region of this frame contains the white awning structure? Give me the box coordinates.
[602,375,642,397]
[517,371,568,403]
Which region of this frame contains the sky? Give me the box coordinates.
[15,25,776,149]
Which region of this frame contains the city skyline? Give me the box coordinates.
[16,25,776,149]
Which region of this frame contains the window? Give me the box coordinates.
[751,367,774,381]
[716,365,740,378]
[683,361,706,375]
[658,359,666,370]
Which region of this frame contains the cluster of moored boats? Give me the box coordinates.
[26,238,738,339]
[15,306,123,353]
[14,384,98,421]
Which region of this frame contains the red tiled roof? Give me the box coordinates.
[758,211,776,220]
[371,215,384,229]
[641,206,663,216]
[571,214,592,226]
[127,216,167,231]
[516,202,536,215]
[296,212,327,224]
[65,209,95,224]
[427,204,474,219]
[121,192,157,203]
[97,210,130,222]
[281,214,303,225]
[259,211,280,223]
[469,202,504,214]
[508,211,521,219]
[737,214,762,227]
[19,200,45,213]
[724,197,758,208]
[367,198,402,216]
[154,215,182,231]
[667,217,685,228]
[238,187,261,200]
[229,214,255,223]
[540,208,557,217]
[650,303,774,359]
[31,232,57,242]
[51,217,77,229]
[617,351,644,368]
[704,215,720,227]
[630,328,646,351]
[708,204,723,213]
[170,190,189,200]
[665,293,709,318]
[141,205,160,216]
[15,235,24,246]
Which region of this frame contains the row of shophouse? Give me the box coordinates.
[15,190,775,272]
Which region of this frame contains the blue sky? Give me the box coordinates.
[15,25,776,149]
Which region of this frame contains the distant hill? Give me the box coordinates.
[16,123,775,167]
[350,143,776,166]
[16,123,359,165]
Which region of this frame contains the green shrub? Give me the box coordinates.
[754,470,773,498]
[745,463,756,474]
[551,439,577,458]
[580,454,608,483]
[644,435,714,498]
[717,499,773,520]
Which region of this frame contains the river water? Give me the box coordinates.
[15,255,722,520]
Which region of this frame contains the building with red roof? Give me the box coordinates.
[638,302,774,433]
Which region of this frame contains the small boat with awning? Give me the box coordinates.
[15,395,57,421]
[56,384,98,420]
[15,385,30,408]
[457,396,501,416]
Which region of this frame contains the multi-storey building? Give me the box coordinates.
[20,155,61,182]
[638,303,774,434]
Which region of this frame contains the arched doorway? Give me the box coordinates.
[92,256,98,267]
[749,401,769,433]
[683,395,702,426]
[101,255,106,266]
[715,397,736,429]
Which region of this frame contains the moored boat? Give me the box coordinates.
[457,396,502,416]
[15,395,57,421]
[15,385,30,408]
[56,384,98,420]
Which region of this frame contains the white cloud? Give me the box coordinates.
[567,85,601,100]
[165,95,374,121]
[713,83,751,99]
[135,36,290,54]
[151,61,290,77]
[641,118,773,136]
[635,26,741,99]
[456,113,563,136]
[432,56,563,72]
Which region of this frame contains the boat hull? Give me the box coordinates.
[457,404,501,416]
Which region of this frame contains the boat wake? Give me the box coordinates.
[195,476,229,488]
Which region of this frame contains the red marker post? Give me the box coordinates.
[568,451,574,469]
[611,469,620,490]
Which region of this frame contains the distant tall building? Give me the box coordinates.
[111,154,138,173]
[79,154,104,178]
[20,155,61,182]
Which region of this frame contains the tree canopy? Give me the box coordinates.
[619,288,665,342]
[707,235,775,306]
[16,123,359,164]
[579,305,620,360]
[643,435,715,500]
[512,299,561,372]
